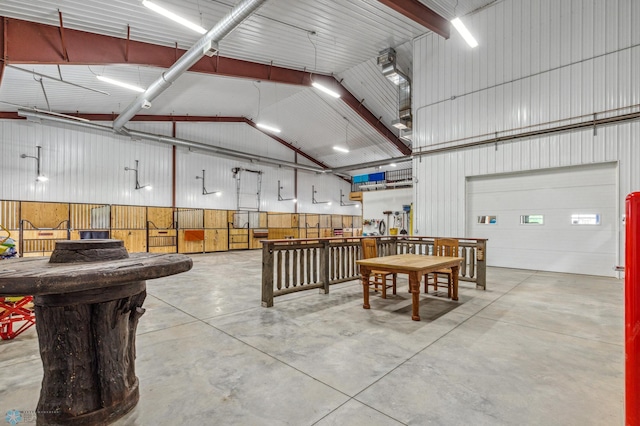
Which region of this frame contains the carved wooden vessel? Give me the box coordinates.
[0,240,192,425]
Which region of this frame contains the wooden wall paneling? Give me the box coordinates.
[319,215,331,228]
[227,210,235,225]
[111,205,146,229]
[268,213,292,228]
[1,201,21,230]
[297,214,306,229]
[352,215,363,236]
[70,204,107,230]
[291,214,299,228]
[205,229,228,252]
[204,210,227,229]
[342,216,353,228]
[148,229,177,253]
[299,228,307,238]
[21,202,69,229]
[148,207,174,229]
[331,215,343,229]
[305,214,318,227]
[109,230,147,253]
[176,208,204,229]
[178,229,204,253]
[20,229,68,257]
[259,212,267,228]
[229,228,249,250]
[268,228,299,240]
[249,229,266,249]
[321,228,333,238]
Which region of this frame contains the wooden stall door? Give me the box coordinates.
[111,205,147,253]
[20,202,70,257]
[147,207,176,253]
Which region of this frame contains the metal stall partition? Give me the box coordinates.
[626,192,640,426]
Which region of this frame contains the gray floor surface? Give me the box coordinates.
[0,250,624,425]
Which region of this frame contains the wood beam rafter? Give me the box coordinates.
[375,0,450,39]
[1,17,410,156]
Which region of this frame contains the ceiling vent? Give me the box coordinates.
[203,40,219,57]
[377,48,412,132]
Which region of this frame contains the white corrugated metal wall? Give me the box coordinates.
[412,0,640,270]
[0,119,353,213]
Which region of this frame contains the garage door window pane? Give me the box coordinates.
[520,215,544,225]
[571,214,601,225]
[477,216,497,224]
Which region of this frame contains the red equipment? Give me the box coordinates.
[0,296,35,340]
[626,192,640,425]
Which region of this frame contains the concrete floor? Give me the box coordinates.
[0,250,624,425]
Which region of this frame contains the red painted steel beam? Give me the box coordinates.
[0,109,333,170]
[1,17,409,156]
[313,74,411,155]
[626,192,640,426]
[0,18,5,87]
[376,0,450,39]
[245,120,331,170]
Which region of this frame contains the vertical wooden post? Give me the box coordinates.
[391,235,398,255]
[476,239,487,290]
[319,239,330,294]
[261,242,274,307]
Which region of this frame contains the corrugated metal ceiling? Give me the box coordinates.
[0,0,496,173]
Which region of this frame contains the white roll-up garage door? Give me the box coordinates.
[466,163,617,277]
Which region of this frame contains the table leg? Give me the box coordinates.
[361,267,371,309]
[452,265,459,301]
[409,271,420,321]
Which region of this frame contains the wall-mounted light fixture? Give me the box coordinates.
[20,145,48,182]
[340,189,358,207]
[124,160,152,190]
[278,180,296,202]
[196,169,221,195]
[312,185,331,205]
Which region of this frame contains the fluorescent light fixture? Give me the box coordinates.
[451,17,478,48]
[143,185,153,191]
[312,82,341,98]
[333,146,349,153]
[97,75,145,93]
[142,0,207,34]
[256,123,281,133]
[36,174,49,182]
[390,163,397,167]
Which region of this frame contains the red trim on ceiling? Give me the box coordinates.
[375,0,450,39]
[0,18,5,87]
[245,120,330,170]
[0,110,332,170]
[2,17,410,156]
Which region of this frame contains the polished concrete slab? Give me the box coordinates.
[0,250,624,425]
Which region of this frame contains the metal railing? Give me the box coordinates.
[261,236,487,307]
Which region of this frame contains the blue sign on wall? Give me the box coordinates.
[354,172,386,184]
